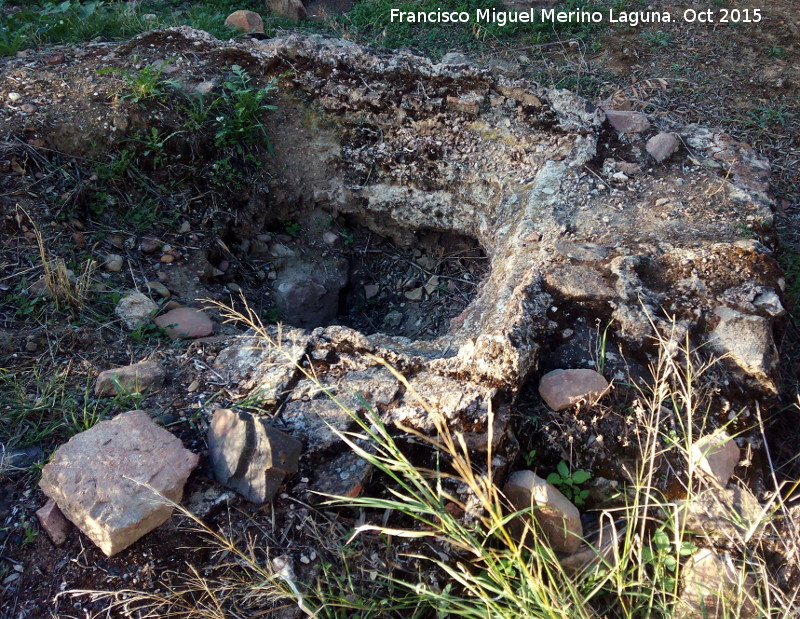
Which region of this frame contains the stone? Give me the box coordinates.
[311,450,373,498]
[690,431,740,488]
[363,284,379,299]
[105,253,124,272]
[544,265,615,301]
[155,307,214,339]
[383,310,403,328]
[538,369,609,411]
[39,410,199,556]
[224,10,264,33]
[646,132,680,163]
[2,445,43,470]
[35,499,71,546]
[603,109,651,133]
[145,280,170,298]
[283,367,399,450]
[7,92,21,102]
[678,486,763,540]
[208,408,301,503]
[503,470,583,553]
[140,237,160,253]
[272,257,348,328]
[95,361,165,397]
[709,307,778,393]
[20,103,37,114]
[45,52,65,66]
[115,291,158,330]
[677,549,758,618]
[391,372,497,446]
[267,0,307,20]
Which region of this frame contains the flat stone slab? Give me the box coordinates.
[39,410,199,556]
[95,360,165,397]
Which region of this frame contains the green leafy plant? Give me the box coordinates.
[641,524,697,591]
[213,65,278,151]
[100,58,178,103]
[283,221,301,237]
[547,460,591,506]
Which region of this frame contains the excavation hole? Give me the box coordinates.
[222,212,489,339]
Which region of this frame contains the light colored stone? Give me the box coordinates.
[678,549,758,618]
[95,361,165,397]
[208,408,301,503]
[603,109,650,133]
[39,410,199,556]
[105,253,124,272]
[709,307,778,393]
[678,486,763,540]
[145,280,170,298]
[115,291,158,330]
[36,498,71,546]
[154,307,213,339]
[364,284,379,299]
[646,132,680,162]
[224,9,264,33]
[538,369,609,411]
[267,0,307,20]
[690,431,740,488]
[544,265,615,300]
[503,470,583,553]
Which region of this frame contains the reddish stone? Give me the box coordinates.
[154,307,213,340]
[36,499,71,546]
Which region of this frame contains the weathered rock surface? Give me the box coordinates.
[690,430,740,488]
[538,369,609,411]
[678,549,758,618]
[503,470,583,553]
[155,307,214,339]
[95,360,165,397]
[39,410,198,556]
[709,307,778,393]
[115,291,158,330]
[208,408,301,503]
[35,498,71,546]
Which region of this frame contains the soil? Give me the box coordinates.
[1,0,799,616]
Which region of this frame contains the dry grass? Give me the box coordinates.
[59,299,800,618]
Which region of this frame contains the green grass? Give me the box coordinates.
[0,365,144,452]
[0,0,616,59]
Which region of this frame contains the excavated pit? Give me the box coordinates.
[3,27,784,458]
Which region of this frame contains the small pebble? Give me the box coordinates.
[160,254,175,264]
[7,92,21,102]
[45,52,65,66]
[20,103,37,114]
[187,380,200,393]
[105,254,124,272]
